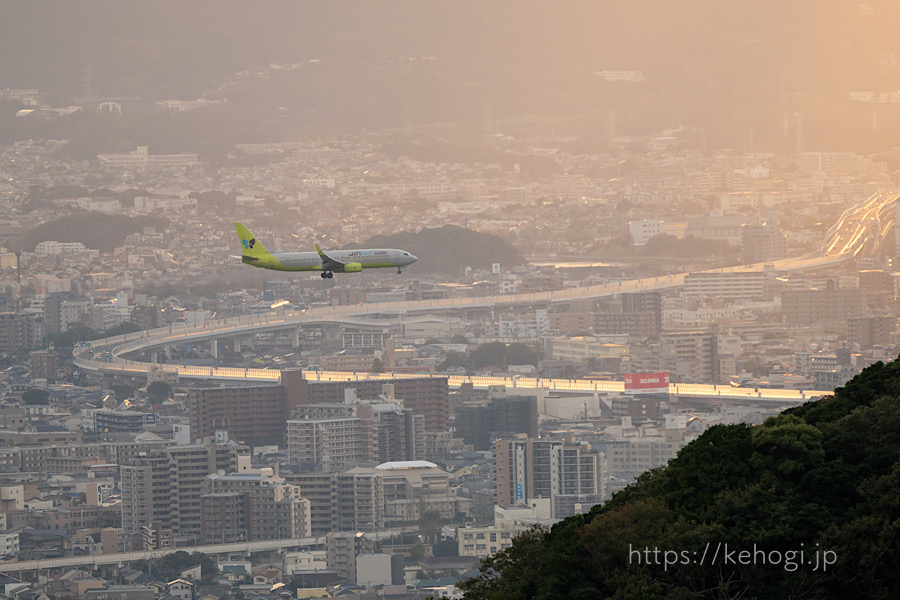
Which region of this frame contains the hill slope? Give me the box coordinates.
[355,225,525,274]
[460,359,900,599]
[25,213,165,253]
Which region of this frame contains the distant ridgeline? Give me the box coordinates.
[354,225,525,274]
[26,213,166,253]
[459,358,900,599]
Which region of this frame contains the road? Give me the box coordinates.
[74,192,899,404]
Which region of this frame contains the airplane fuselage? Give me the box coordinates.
[242,248,417,272]
[235,222,417,276]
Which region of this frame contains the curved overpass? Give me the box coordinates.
[74,275,837,405]
[76,192,900,405]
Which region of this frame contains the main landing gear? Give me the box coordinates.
[320,271,334,278]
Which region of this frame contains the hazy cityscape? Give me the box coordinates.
[1,2,900,599]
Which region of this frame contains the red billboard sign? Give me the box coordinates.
[623,372,670,394]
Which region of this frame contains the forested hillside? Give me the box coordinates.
[460,359,900,599]
[24,213,166,253]
[357,225,525,274]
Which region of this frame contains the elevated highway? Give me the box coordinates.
[0,536,324,573]
[74,192,900,404]
[73,275,837,405]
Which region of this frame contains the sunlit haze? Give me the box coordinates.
[0,2,898,598]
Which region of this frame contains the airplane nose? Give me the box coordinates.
[409,254,418,263]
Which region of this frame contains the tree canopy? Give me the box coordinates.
[439,342,539,372]
[459,358,900,600]
[22,388,50,406]
[146,381,172,403]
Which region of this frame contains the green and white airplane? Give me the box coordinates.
[235,222,417,278]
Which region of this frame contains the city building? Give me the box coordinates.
[782,279,865,326]
[455,386,538,451]
[0,313,35,353]
[201,470,311,542]
[119,436,249,543]
[188,384,291,444]
[494,436,605,519]
[286,373,450,432]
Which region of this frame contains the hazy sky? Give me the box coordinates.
[2,1,900,151]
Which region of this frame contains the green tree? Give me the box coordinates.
[470,342,508,370]
[140,550,217,580]
[457,357,900,599]
[111,383,134,402]
[457,526,549,600]
[146,381,172,403]
[433,537,459,557]
[46,324,98,347]
[505,343,539,367]
[407,540,426,564]
[419,508,443,544]
[22,388,50,405]
[105,322,140,336]
[438,351,469,372]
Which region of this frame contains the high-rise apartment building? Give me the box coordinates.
[782,279,865,326]
[455,387,538,451]
[684,271,770,302]
[119,437,249,543]
[43,293,92,335]
[188,385,290,444]
[120,454,172,534]
[848,316,897,349]
[286,402,423,472]
[333,469,385,532]
[29,348,57,379]
[367,403,425,464]
[660,329,720,384]
[494,436,605,519]
[0,313,34,353]
[741,215,785,264]
[284,472,335,536]
[286,417,371,472]
[201,470,310,543]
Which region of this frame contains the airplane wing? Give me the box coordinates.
[315,244,346,271]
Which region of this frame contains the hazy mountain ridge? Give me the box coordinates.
[354,225,525,274]
[4,1,900,151]
[24,213,166,253]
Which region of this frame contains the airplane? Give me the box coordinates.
[235,222,417,278]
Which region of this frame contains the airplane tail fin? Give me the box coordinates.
[235,222,271,258]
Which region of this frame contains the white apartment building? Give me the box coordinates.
[547,336,630,362]
[33,241,93,256]
[286,417,369,472]
[457,502,554,558]
[97,146,200,170]
[606,436,690,477]
[628,219,664,246]
[684,270,769,302]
